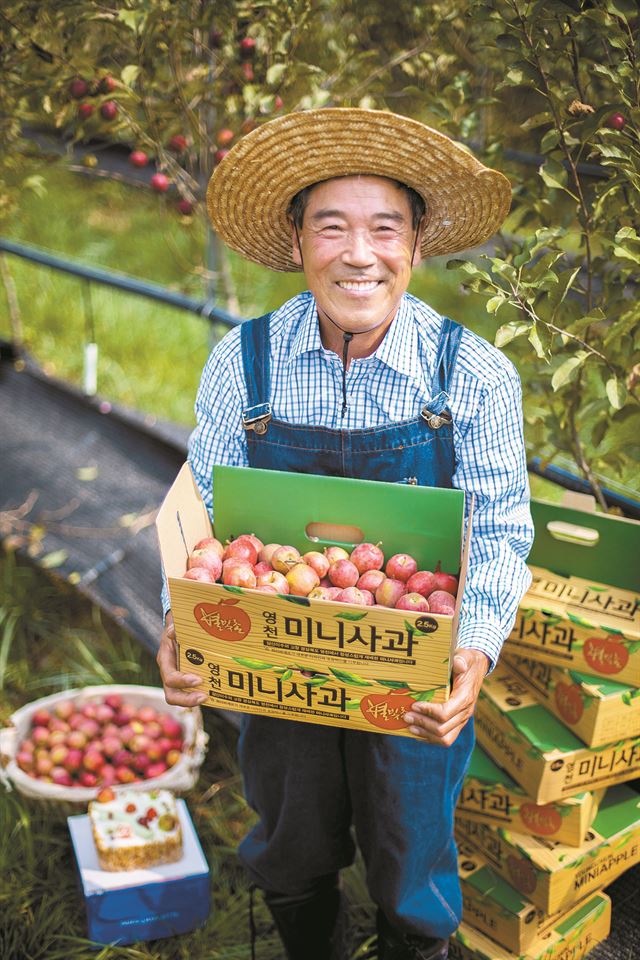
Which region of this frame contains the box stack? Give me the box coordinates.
[452,493,640,960]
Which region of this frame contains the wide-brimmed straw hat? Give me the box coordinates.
[206,108,511,272]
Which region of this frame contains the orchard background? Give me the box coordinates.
[1,0,639,504]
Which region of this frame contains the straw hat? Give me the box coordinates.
[206,108,511,272]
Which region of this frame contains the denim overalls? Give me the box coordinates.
[236,311,474,941]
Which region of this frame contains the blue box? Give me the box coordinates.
[68,799,210,946]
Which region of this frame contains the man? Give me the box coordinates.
[158,108,534,960]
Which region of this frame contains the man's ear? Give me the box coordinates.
[291,220,303,267]
[412,218,426,268]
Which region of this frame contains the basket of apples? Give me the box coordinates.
[0,684,208,802]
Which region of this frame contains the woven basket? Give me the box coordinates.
[0,684,208,802]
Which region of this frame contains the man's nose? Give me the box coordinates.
[341,230,377,267]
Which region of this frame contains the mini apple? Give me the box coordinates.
[32,708,51,727]
[360,589,375,606]
[146,761,168,779]
[78,103,94,119]
[328,559,359,589]
[324,546,350,565]
[32,727,50,746]
[144,720,163,740]
[177,198,194,216]
[132,753,151,774]
[259,543,281,565]
[49,718,70,734]
[214,148,230,164]
[16,750,34,772]
[166,749,181,767]
[64,748,84,773]
[100,764,117,786]
[385,554,418,583]
[113,747,134,767]
[95,703,115,724]
[78,718,100,739]
[303,551,330,579]
[184,566,217,582]
[101,735,121,758]
[159,715,183,739]
[115,703,137,725]
[115,765,136,784]
[271,545,301,573]
[51,767,73,786]
[406,570,437,598]
[188,548,223,579]
[606,112,625,131]
[100,100,118,121]
[396,592,430,612]
[335,587,367,605]
[254,561,272,577]
[79,770,98,787]
[433,568,458,596]
[375,578,407,608]
[350,542,384,574]
[275,95,284,110]
[256,570,289,593]
[223,539,258,564]
[129,149,149,167]
[239,37,257,57]
[217,128,235,145]
[308,586,333,600]
[98,75,116,94]
[70,78,89,99]
[357,569,386,593]
[222,559,257,588]
[193,536,224,558]
[169,134,188,152]
[236,533,264,554]
[428,590,456,614]
[54,699,75,721]
[151,172,171,193]
[66,729,88,750]
[83,750,105,772]
[241,62,255,82]
[286,562,320,597]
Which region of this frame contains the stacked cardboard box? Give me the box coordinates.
[452,493,639,959]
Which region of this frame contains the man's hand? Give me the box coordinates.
[403,648,489,747]
[156,612,207,708]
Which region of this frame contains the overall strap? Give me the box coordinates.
[240,313,272,432]
[420,316,463,428]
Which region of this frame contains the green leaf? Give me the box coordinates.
[605,377,627,409]
[539,159,568,190]
[222,585,245,595]
[486,295,504,314]
[304,675,332,686]
[521,111,552,131]
[551,354,587,391]
[121,65,140,87]
[528,324,548,359]
[329,667,372,686]
[495,321,529,347]
[282,594,311,606]
[540,129,560,152]
[376,679,411,689]
[40,549,69,569]
[414,689,438,701]
[334,611,368,621]
[266,63,286,86]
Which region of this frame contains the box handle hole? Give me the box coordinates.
[546,520,599,547]
[305,521,364,546]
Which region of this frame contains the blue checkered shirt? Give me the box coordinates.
[162,291,533,670]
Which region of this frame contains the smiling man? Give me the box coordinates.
[157,109,534,960]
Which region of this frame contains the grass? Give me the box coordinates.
[0,551,378,960]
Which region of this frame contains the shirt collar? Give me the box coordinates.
[286,291,429,384]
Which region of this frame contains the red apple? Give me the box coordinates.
[385,554,418,583]
[324,546,350,564]
[32,727,50,746]
[308,587,334,601]
[254,561,272,577]
[100,100,118,121]
[115,703,136,725]
[357,569,386,593]
[271,545,301,573]
[95,703,115,724]
[433,569,458,596]
[166,749,181,767]
[328,559,359,589]
[116,765,136,783]
[151,173,171,193]
[396,592,430,612]
[256,585,278,594]
[31,708,51,727]
[360,589,375,606]
[129,149,149,167]
[51,767,73,786]
[101,735,122,758]
[241,62,255,82]
[214,148,229,164]
[70,78,89,99]
[275,95,284,110]
[302,551,330,579]
[259,543,281,565]
[193,536,224,558]
[78,103,94,118]
[83,750,105,772]
[177,198,194,216]
[335,587,367,605]
[223,539,258,564]
[79,770,98,787]
[606,112,625,131]
[184,567,216,582]
[256,570,289,593]
[236,532,264,554]
[428,590,456,614]
[16,750,34,772]
[286,563,320,597]
[216,128,235,145]
[169,134,188,152]
[350,542,384,574]
[54,699,75,720]
[222,559,257,588]
[188,548,223,579]
[406,570,438,598]
[240,37,256,57]
[375,578,407,608]
[159,715,183,739]
[64,748,84,773]
[146,761,168,779]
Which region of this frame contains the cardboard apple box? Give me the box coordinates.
[504,493,640,686]
[457,745,604,847]
[475,664,640,804]
[457,840,586,954]
[449,892,610,960]
[156,464,473,738]
[502,651,640,748]
[455,784,640,915]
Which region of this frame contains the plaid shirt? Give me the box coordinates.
[163,291,533,669]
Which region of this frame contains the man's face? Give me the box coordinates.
[291,175,423,334]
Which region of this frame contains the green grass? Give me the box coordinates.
[0,552,376,960]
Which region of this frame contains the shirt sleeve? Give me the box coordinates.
[452,366,534,671]
[161,329,249,619]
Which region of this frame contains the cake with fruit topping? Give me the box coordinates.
[88,787,183,870]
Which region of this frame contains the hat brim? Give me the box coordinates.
[206,108,511,272]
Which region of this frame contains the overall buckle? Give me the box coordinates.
[420,406,452,430]
[242,402,272,435]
